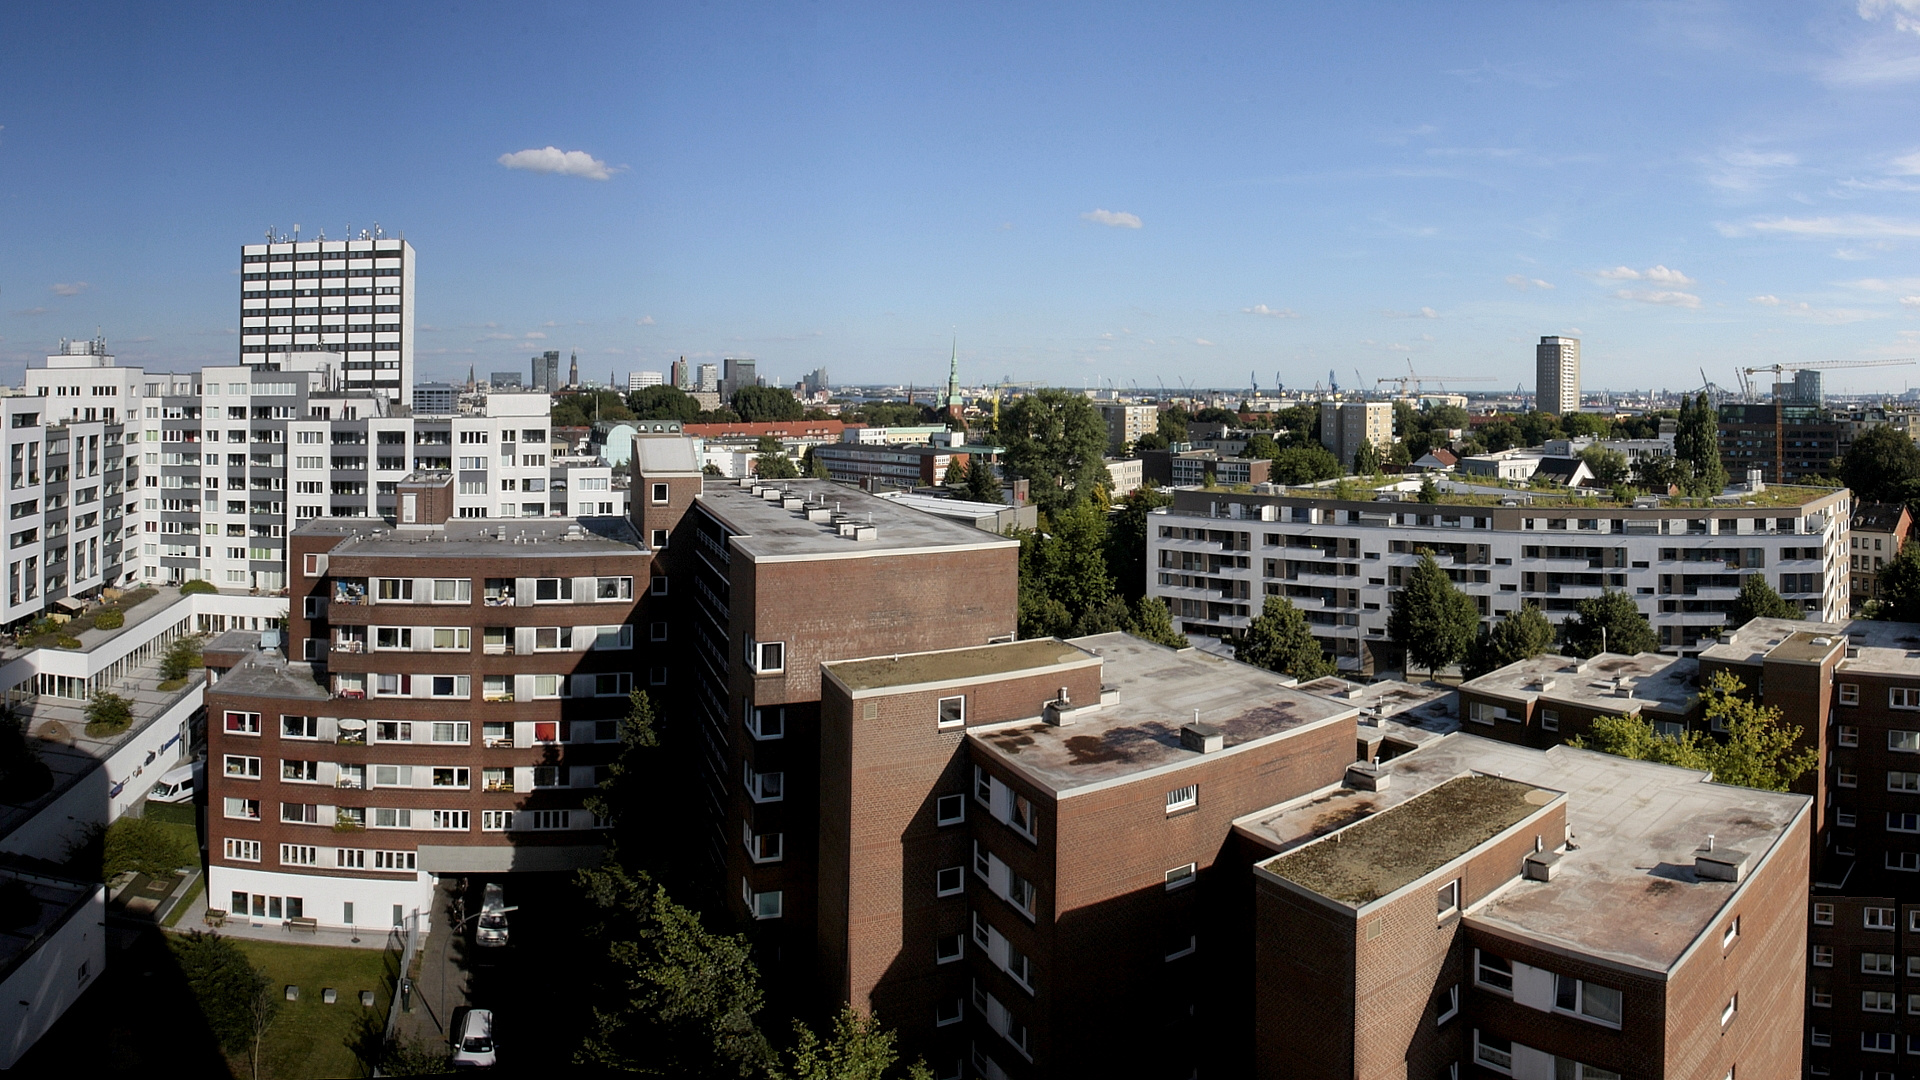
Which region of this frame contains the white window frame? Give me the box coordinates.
[742,878,783,920]
[938,695,966,729]
[1165,863,1197,891]
[1437,878,1460,920]
[1867,906,1897,930]
[937,793,966,825]
[1840,683,1860,706]
[1474,949,1513,994]
[223,754,261,779]
[1863,951,1896,975]
[1813,902,1834,925]
[1436,984,1459,1025]
[1165,784,1198,814]
[936,865,964,897]
[744,763,784,803]
[223,838,262,862]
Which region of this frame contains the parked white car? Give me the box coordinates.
[452,1008,496,1068]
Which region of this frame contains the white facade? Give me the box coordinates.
[1146,486,1851,669]
[211,862,435,934]
[628,371,663,391]
[0,874,105,1070]
[1536,336,1580,415]
[240,236,414,406]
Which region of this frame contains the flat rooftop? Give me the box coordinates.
[204,648,329,702]
[1696,616,1920,677]
[827,639,1091,693]
[1238,735,1809,972]
[1266,775,1553,904]
[967,633,1356,794]
[1459,651,1697,715]
[1294,676,1455,721]
[0,870,96,983]
[294,516,645,558]
[698,478,1016,561]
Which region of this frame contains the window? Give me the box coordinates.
[1812,986,1833,1007]
[744,827,783,864]
[533,577,570,602]
[1868,907,1897,930]
[1841,683,1860,706]
[1552,974,1625,1027]
[280,714,318,739]
[533,766,563,788]
[1437,984,1459,1024]
[651,575,669,596]
[597,576,633,599]
[1898,688,1920,711]
[375,721,413,742]
[1864,1031,1897,1053]
[1724,915,1741,947]
[431,578,470,602]
[281,759,319,782]
[936,794,966,825]
[532,675,561,699]
[1840,725,1860,747]
[1892,771,1920,792]
[748,639,785,674]
[1475,949,1513,993]
[280,844,317,866]
[936,866,964,896]
[374,851,417,870]
[1813,944,1833,967]
[431,767,470,789]
[935,999,963,1028]
[938,695,965,728]
[747,706,784,740]
[223,754,262,778]
[937,934,964,964]
[224,710,261,734]
[1474,1031,1512,1072]
[429,721,470,744]
[1720,994,1737,1026]
[1811,1025,1830,1047]
[223,838,261,862]
[1895,730,1920,752]
[651,528,668,548]
[431,627,470,650]
[1891,851,1920,872]
[533,720,559,742]
[429,675,470,698]
[1865,990,1897,1013]
[481,811,513,831]
[372,807,411,828]
[1540,708,1558,732]
[744,764,784,803]
[651,482,668,504]
[742,879,782,920]
[1814,902,1834,925]
[1437,879,1460,919]
[430,810,469,830]
[595,625,633,650]
[374,577,412,601]
[534,626,564,650]
[223,797,261,820]
[1166,784,1198,814]
[1864,952,1896,974]
[1840,767,1859,788]
[280,802,319,824]
[1165,863,1197,891]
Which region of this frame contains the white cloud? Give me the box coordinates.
[49,282,89,297]
[635,316,655,326]
[1748,294,1879,323]
[524,332,547,340]
[1080,208,1142,229]
[1751,294,1782,306]
[1901,296,1920,307]
[1721,216,1920,239]
[1861,0,1920,35]
[1505,274,1554,291]
[1195,339,1215,347]
[1242,304,1300,318]
[1704,148,1800,191]
[497,146,616,180]
[1384,307,1441,319]
[1614,289,1702,308]
[1597,265,1695,285]
[1894,151,1920,175]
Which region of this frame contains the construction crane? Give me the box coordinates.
[1733,358,1916,483]
[1374,360,1497,399]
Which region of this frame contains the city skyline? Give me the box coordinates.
[5,4,1920,395]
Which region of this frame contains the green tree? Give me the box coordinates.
[1515,411,1563,446]
[1479,419,1521,453]
[782,1006,931,1080]
[1233,596,1336,680]
[553,390,635,427]
[1633,453,1684,493]
[1417,474,1439,504]
[755,453,800,480]
[1015,503,1114,638]
[1560,589,1657,658]
[1351,441,1382,476]
[160,634,204,682]
[1104,487,1172,602]
[102,815,192,878]
[172,931,278,1079]
[585,692,661,865]
[962,456,1000,504]
[1384,440,1411,468]
[381,1035,455,1075]
[1729,574,1803,626]
[1463,603,1556,680]
[998,390,1111,512]
[1127,596,1190,649]
[1573,671,1816,792]
[1673,392,1726,494]
[1578,446,1630,487]
[731,386,803,423]
[1878,542,1920,621]
[1156,407,1190,444]
[1841,425,1920,505]
[942,456,967,487]
[84,691,132,736]
[1269,446,1342,485]
[1131,431,1170,452]
[1242,433,1281,461]
[1426,404,1470,430]
[1193,406,1240,426]
[1387,552,1479,681]
[628,386,702,423]
[574,863,774,1076]
[1562,412,1612,438]
[800,446,832,480]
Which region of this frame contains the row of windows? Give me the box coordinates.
[1814,903,1920,930]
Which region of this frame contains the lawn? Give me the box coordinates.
[228,940,397,1080]
[142,798,199,850]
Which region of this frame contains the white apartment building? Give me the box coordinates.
[1536,335,1580,415]
[1146,483,1851,672]
[627,371,663,391]
[239,234,414,406]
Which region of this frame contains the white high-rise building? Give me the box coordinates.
[239,232,415,406]
[628,371,663,391]
[1536,335,1580,415]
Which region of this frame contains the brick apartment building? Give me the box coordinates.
[1240,736,1811,1079]
[630,438,1019,983]
[204,483,648,929]
[1456,650,1701,750]
[813,632,1360,1079]
[1850,502,1911,608]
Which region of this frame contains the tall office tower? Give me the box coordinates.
[628,371,663,392]
[240,233,414,406]
[671,357,689,390]
[1793,368,1824,406]
[568,351,579,390]
[531,351,561,393]
[722,357,757,399]
[1535,336,1580,415]
[800,368,829,398]
[697,363,720,394]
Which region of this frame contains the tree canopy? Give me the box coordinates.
[754,453,799,480]
[998,389,1111,513]
[1104,487,1172,602]
[1877,541,1920,622]
[552,390,634,428]
[628,386,702,423]
[1464,604,1556,680]
[172,931,278,1069]
[1673,392,1727,495]
[731,386,803,423]
[1841,425,1920,506]
[1387,552,1479,680]
[1572,670,1817,792]
[1560,589,1658,658]
[1234,596,1335,680]
[962,456,1000,503]
[1729,574,1803,626]
[1269,446,1342,486]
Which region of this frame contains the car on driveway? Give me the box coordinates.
[452,1007,496,1068]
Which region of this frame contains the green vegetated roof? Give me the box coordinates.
[1267,774,1549,905]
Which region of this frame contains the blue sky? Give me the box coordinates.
[6,2,1920,395]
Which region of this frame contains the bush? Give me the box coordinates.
[160,634,204,681]
[84,692,133,737]
[97,815,191,879]
[92,610,124,630]
[179,579,217,595]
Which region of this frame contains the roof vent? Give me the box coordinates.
[1181,723,1223,754]
[1345,761,1390,791]
[1811,636,1832,647]
[1523,850,1561,882]
[1694,847,1750,883]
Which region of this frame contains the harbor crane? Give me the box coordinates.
[1733,359,1916,483]
[1374,360,1497,399]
